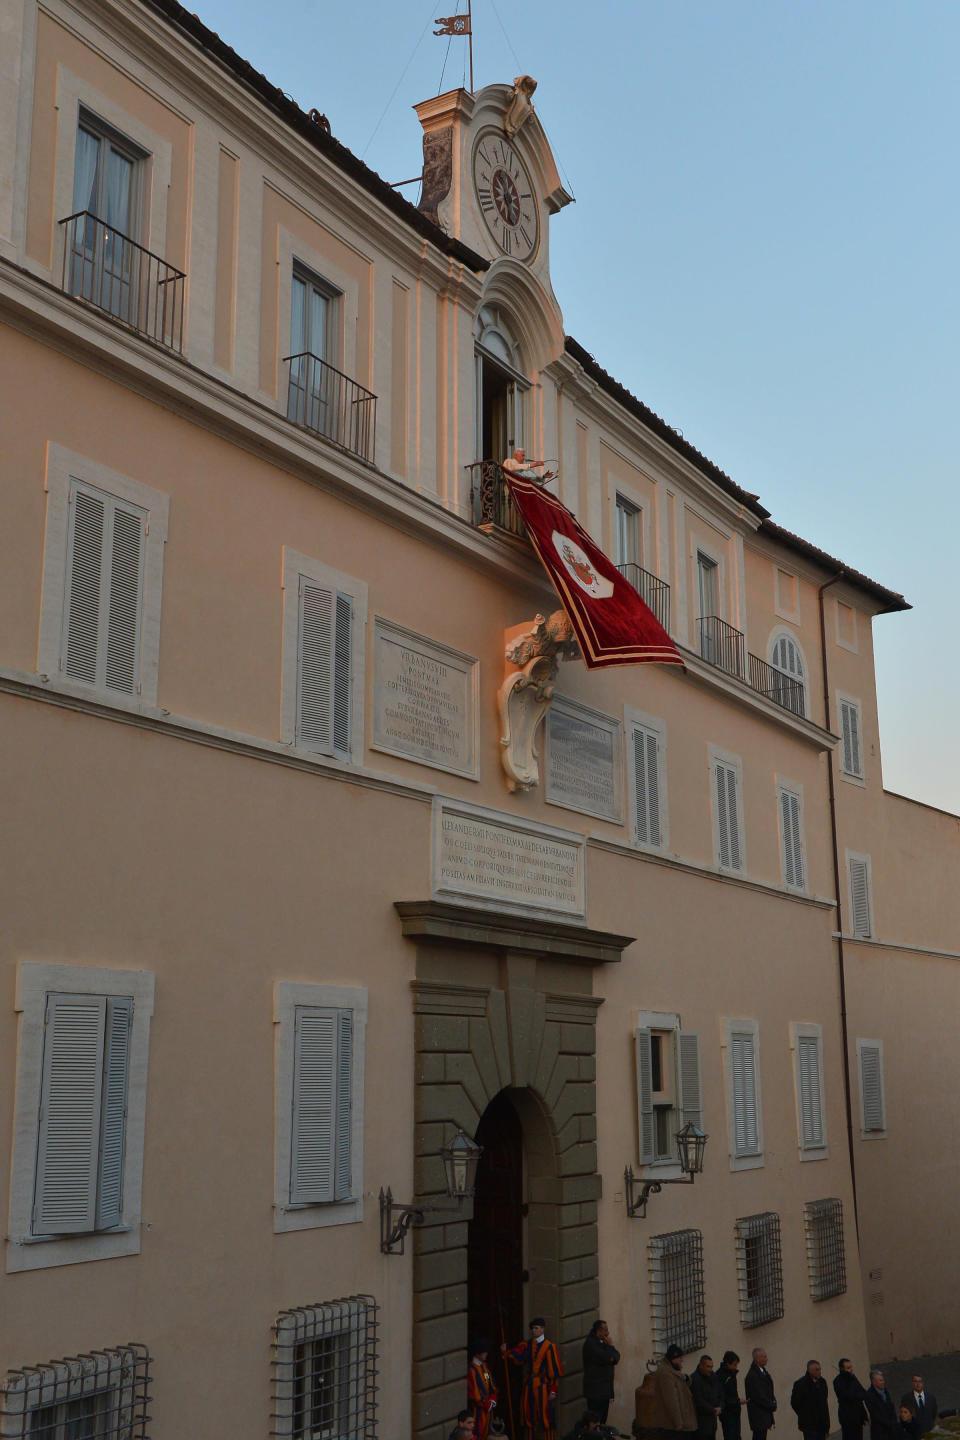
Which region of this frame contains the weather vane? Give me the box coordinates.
[434,2,474,93]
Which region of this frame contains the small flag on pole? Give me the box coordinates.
[502,471,685,670]
[434,13,471,34]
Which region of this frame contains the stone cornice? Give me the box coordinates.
[395,901,633,963]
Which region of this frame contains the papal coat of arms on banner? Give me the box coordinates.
[551,532,615,599]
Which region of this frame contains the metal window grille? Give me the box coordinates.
[648,1229,706,1356]
[803,1198,847,1301]
[272,1295,378,1440]
[735,1213,784,1328]
[0,1343,150,1439]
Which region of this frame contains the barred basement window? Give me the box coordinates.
[0,1342,150,1439]
[648,1229,706,1355]
[735,1213,784,1327]
[272,1295,378,1440]
[803,1198,846,1301]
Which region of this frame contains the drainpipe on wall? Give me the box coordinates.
[818,569,860,1246]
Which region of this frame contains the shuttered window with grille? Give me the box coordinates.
[62,480,146,695]
[804,1198,847,1301]
[648,1229,706,1355]
[735,1212,784,1328]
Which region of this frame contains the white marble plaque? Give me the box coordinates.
[546,697,622,823]
[372,619,478,778]
[432,799,586,921]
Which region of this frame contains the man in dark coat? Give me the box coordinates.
[720,1352,743,1440]
[582,1319,621,1425]
[691,1356,723,1440]
[899,1375,938,1436]
[790,1361,830,1440]
[865,1369,898,1440]
[745,1348,777,1440]
[834,1359,868,1440]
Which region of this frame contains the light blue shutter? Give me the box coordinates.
[859,1044,885,1132]
[634,727,661,847]
[797,1034,824,1149]
[291,1008,337,1203]
[780,789,804,888]
[730,1031,759,1156]
[334,1010,353,1201]
[715,761,742,870]
[96,996,133,1229]
[34,994,107,1234]
[636,1028,655,1163]
[64,486,106,684]
[332,593,353,760]
[297,582,333,751]
[104,505,144,693]
[840,701,862,777]
[849,857,871,937]
[677,1031,703,1130]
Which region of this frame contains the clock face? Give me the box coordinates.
[472,131,539,261]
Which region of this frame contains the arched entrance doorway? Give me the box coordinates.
[468,1092,524,1419]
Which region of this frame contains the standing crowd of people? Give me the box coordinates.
[451,1321,941,1440]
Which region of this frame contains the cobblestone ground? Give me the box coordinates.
[873,1355,960,1417]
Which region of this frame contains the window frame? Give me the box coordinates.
[37,445,169,711]
[776,776,806,892]
[856,1038,887,1139]
[273,982,367,1232]
[615,492,643,569]
[7,962,154,1273]
[635,1010,702,1172]
[768,628,808,715]
[626,706,668,851]
[710,746,746,874]
[803,1197,847,1302]
[280,547,367,764]
[73,107,147,238]
[791,1021,828,1160]
[724,1018,763,1171]
[837,693,865,784]
[0,1343,151,1439]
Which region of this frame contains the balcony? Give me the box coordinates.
[617,561,671,632]
[284,352,377,465]
[470,459,526,537]
[698,615,807,718]
[60,211,185,353]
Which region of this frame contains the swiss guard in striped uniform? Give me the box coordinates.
[467,1339,499,1440]
[504,1318,564,1439]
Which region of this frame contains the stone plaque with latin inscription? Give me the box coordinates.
[432,799,586,920]
[546,698,622,822]
[372,619,478,778]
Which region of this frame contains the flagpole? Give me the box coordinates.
[468,0,474,92]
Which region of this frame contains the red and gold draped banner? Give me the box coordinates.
[502,472,684,669]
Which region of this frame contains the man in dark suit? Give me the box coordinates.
[899,1375,938,1436]
[745,1348,777,1440]
[834,1359,868,1440]
[864,1369,898,1440]
[581,1319,621,1425]
[790,1361,830,1440]
[690,1356,723,1440]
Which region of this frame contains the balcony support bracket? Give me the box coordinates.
[498,611,579,792]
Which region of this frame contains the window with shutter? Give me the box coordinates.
[778,785,805,890]
[62,480,146,696]
[726,1022,762,1165]
[636,1017,702,1169]
[33,992,133,1238]
[713,756,744,871]
[848,854,872,937]
[839,698,864,778]
[857,1040,886,1135]
[632,723,663,848]
[282,550,366,764]
[793,1025,826,1155]
[677,1031,703,1131]
[636,1028,655,1164]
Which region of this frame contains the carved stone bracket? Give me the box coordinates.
[498,610,579,792]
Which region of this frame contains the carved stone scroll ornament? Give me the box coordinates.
[504,75,538,138]
[498,609,580,792]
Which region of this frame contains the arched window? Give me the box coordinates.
[769,632,807,717]
[475,305,527,464]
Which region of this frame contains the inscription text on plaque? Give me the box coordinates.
[373,619,478,777]
[432,799,586,920]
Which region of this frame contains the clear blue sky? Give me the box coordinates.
[195,0,959,812]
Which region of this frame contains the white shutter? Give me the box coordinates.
[858,1042,886,1132]
[797,1033,824,1149]
[635,1027,655,1163]
[849,856,872,937]
[297,581,353,759]
[104,504,144,693]
[334,1009,354,1201]
[96,996,133,1229]
[730,1031,759,1156]
[290,1008,337,1204]
[633,726,661,847]
[840,700,863,777]
[714,760,742,871]
[677,1031,703,1129]
[332,592,353,760]
[34,994,107,1234]
[780,788,804,889]
[64,486,105,684]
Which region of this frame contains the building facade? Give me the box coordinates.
[0,1,957,1437]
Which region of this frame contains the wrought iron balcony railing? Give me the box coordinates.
[470,459,526,536]
[284,352,377,464]
[748,652,806,717]
[697,614,745,679]
[617,561,671,632]
[60,211,185,353]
